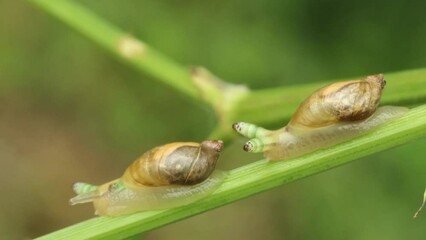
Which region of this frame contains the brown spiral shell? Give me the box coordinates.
[289,74,386,129]
[121,140,224,187]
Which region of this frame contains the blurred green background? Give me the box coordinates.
[1,0,425,239]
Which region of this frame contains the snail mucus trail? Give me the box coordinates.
[70,140,226,216]
[233,74,409,161]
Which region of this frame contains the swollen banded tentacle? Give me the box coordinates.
[69,182,100,205]
[232,122,270,138]
[243,135,275,153]
[73,182,98,194]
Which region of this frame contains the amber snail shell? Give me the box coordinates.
[70,140,226,216]
[233,74,409,160]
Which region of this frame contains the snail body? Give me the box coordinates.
[70,140,225,216]
[233,74,409,160]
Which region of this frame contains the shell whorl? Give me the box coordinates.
[122,140,223,187]
[289,74,386,129]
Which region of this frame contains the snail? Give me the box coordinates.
[70,140,226,216]
[233,74,409,161]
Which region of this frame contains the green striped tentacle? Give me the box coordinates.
[243,138,265,152]
[232,122,274,153]
[69,182,100,205]
[69,181,127,206]
[232,122,269,138]
[73,182,98,194]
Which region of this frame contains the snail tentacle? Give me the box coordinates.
[73,182,98,194]
[69,182,100,205]
[233,122,270,139]
[243,135,276,153]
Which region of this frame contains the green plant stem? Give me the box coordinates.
[36,105,426,240]
[29,0,199,99]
